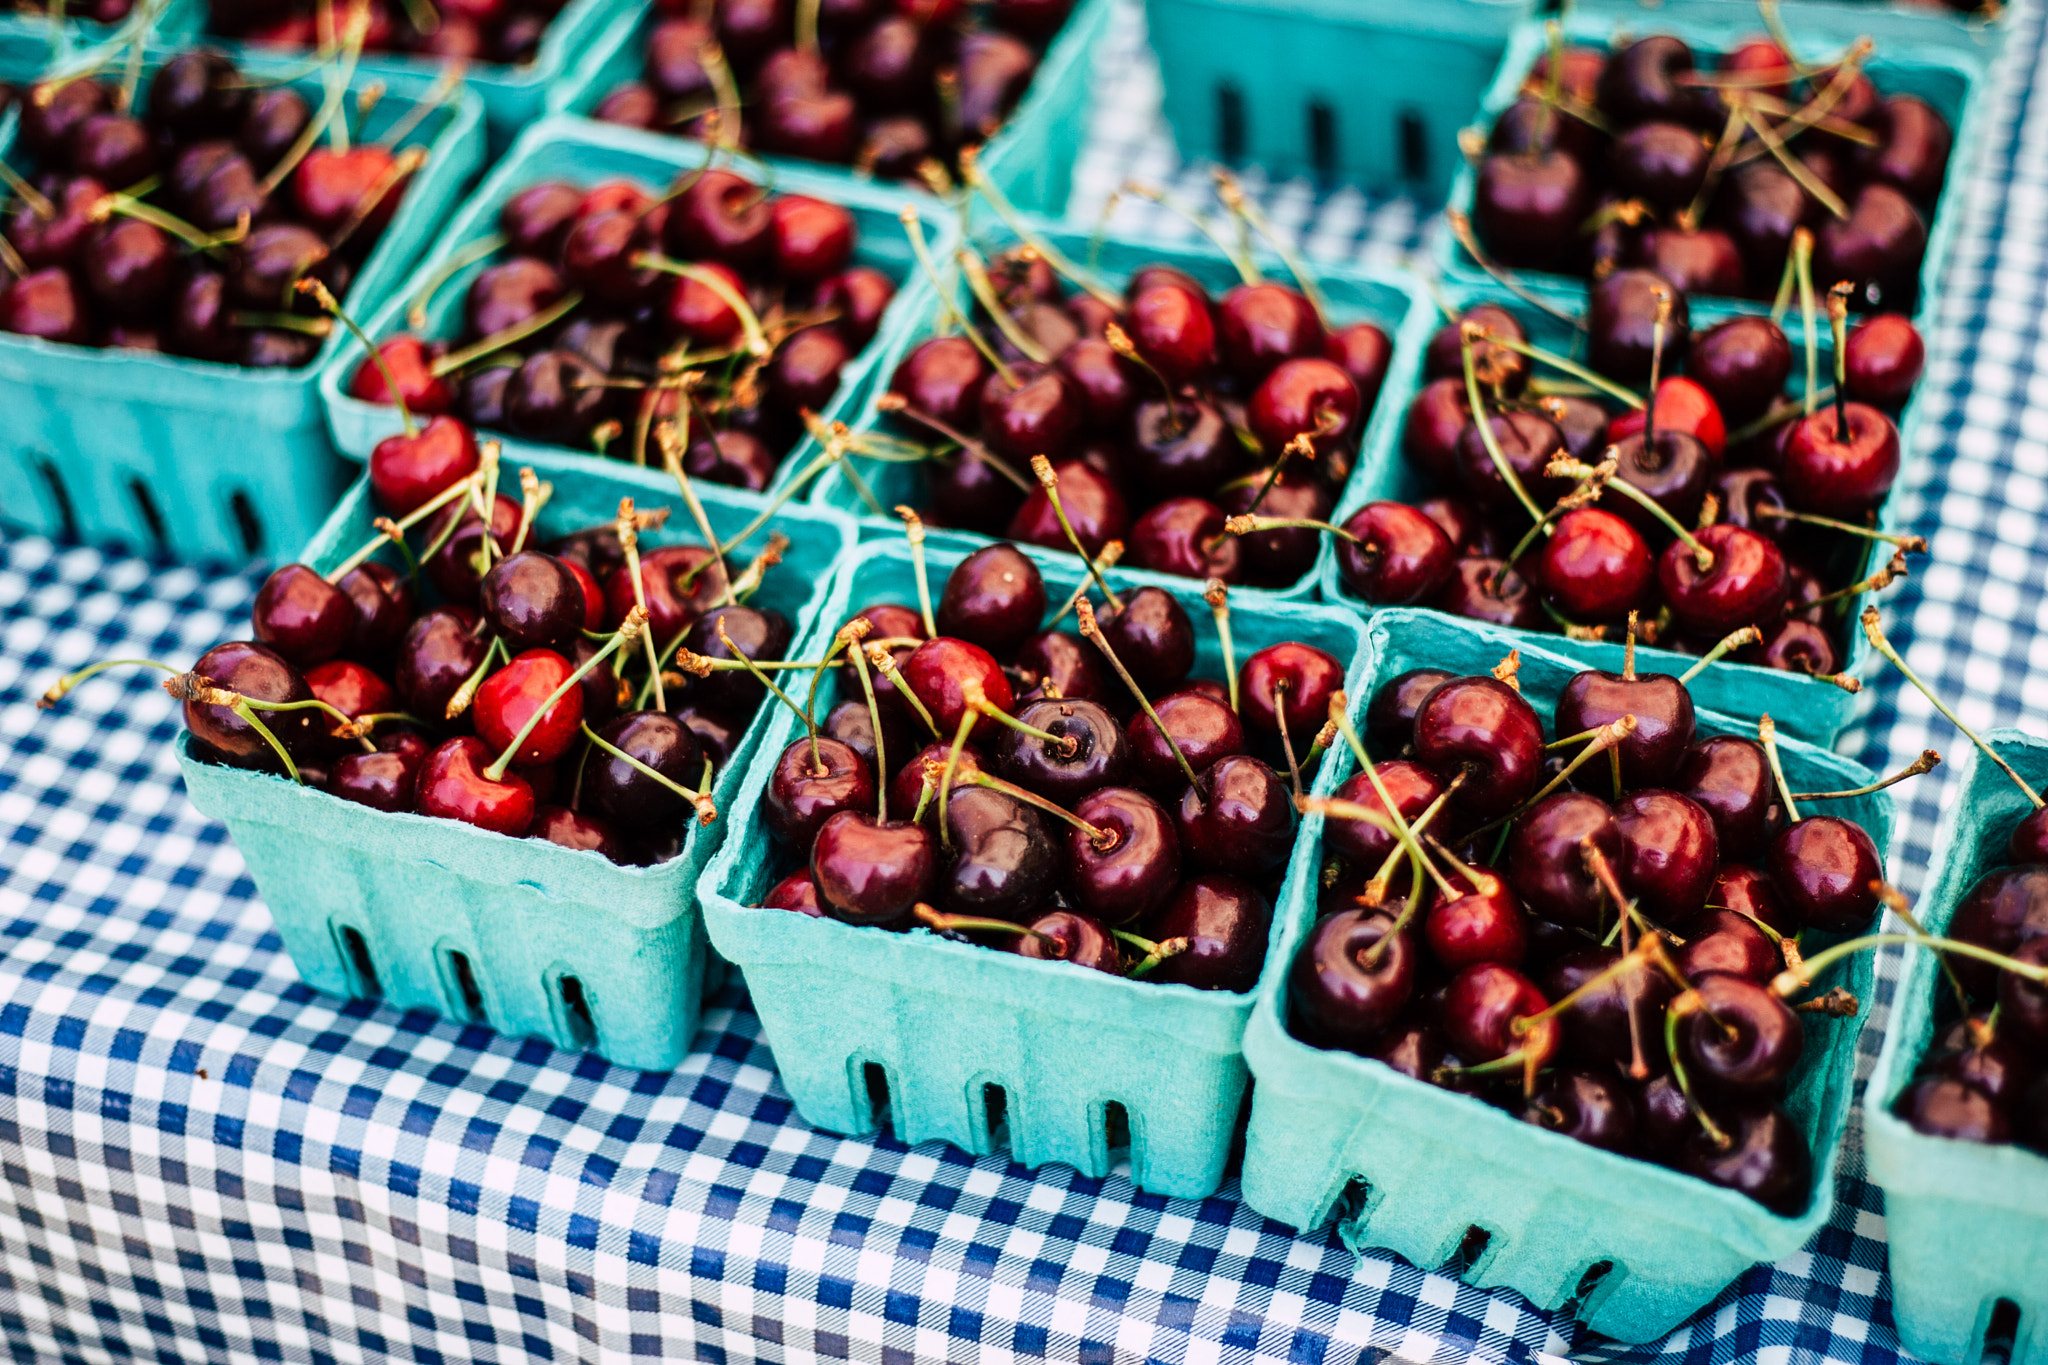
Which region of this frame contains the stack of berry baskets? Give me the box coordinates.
[39,428,857,1070]
[698,528,1371,1198]
[0,28,484,559]
[547,0,1113,215]
[317,114,953,522]
[800,166,1438,602]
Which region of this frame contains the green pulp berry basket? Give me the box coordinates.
[1571,0,2009,77]
[1142,0,1536,198]
[316,114,954,503]
[0,0,199,60]
[697,536,1372,1199]
[1237,608,1893,1343]
[1436,10,1991,326]
[177,452,857,1071]
[1317,276,1912,746]
[1864,733,2048,1365]
[545,0,1113,216]
[0,42,484,563]
[805,218,1439,602]
[214,0,634,153]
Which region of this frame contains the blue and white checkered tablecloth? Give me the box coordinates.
[4,0,2047,1359]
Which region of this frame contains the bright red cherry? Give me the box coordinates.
[474,648,584,766]
[1842,314,1925,408]
[1246,357,1359,457]
[1338,502,1455,605]
[1541,508,1653,624]
[369,415,479,516]
[1779,402,1901,517]
[1657,524,1788,640]
[349,335,453,414]
[1604,376,1727,459]
[415,736,535,835]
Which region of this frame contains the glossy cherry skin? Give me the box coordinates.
[1659,524,1789,641]
[1509,792,1625,933]
[1676,736,1775,861]
[1014,910,1122,974]
[1434,558,1545,632]
[938,786,1057,923]
[841,601,924,711]
[682,605,793,717]
[1323,321,1393,412]
[1995,938,2048,1051]
[369,414,480,517]
[1767,815,1882,934]
[1474,152,1593,271]
[1006,459,1128,559]
[1324,761,1444,870]
[1689,317,1793,426]
[583,711,704,833]
[1425,304,1527,389]
[1289,908,1417,1051]
[823,699,910,779]
[1127,498,1238,581]
[1615,789,1720,926]
[1246,357,1359,456]
[1454,408,1569,514]
[603,544,728,645]
[1217,282,1322,382]
[1678,1103,1811,1214]
[413,737,535,835]
[183,641,321,770]
[1219,468,1329,586]
[395,606,488,720]
[1838,313,1925,409]
[936,544,1045,658]
[424,493,521,607]
[1607,430,1718,541]
[1524,1070,1639,1153]
[1609,120,1710,212]
[1816,183,1928,312]
[1367,669,1452,752]
[1414,676,1544,819]
[1403,378,1471,483]
[1143,874,1271,992]
[477,552,582,654]
[1125,281,1215,384]
[1015,630,1110,705]
[1557,665,1696,791]
[900,636,1013,737]
[1678,974,1802,1096]
[1606,376,1729,463]
[1068,786,1180,925]
[1542,947,1678,1071]
[1175,754,1295,875]
[251,563,357,667]
[1239,641,1344,748]
[890,335,988,432]
[1588,269,1690,386]
[1338,502,1455,605]
[337,561,415,662]
[474,649,583,767]
[1129,690,1243,789]
[811,811,936,929]
[1426,866,1529,971]
[1097,586,1195,695]
[1542,508,1654,626]
[329,738,427,814]
[992,699,1127,807]
[1442,962,1557,1065]
[1,268,89,345]
[349,334,455,415]
[1779,403,1901,517]
[765,736,876,847]
[2009,809,2048,865]
[1126,397,1238,497]
[1600,34,1700,124]
[1948,866,2048,997]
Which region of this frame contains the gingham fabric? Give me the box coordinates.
[2,0,2046,1359]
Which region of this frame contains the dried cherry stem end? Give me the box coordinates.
[1207,579,1240,713]
[1677,625,1764,684]
[1791,749,1940,802]
[896,505,938,637]
[1125,934,1192,977]
[866,644,941,738]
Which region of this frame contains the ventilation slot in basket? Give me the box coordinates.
[1565,1261,1615,1322]
[1216,83,1246,162]
[1985,1299,2022,1365]
[983,1083,1009,1148]
[127,479,168,553]
[335,925,380,998]
[1398,109,1428,184]
[863,1061,893,1130]
[1450,1225,1492,1275]
[445,950,485,1023]
[557,974,596,1050]
[1308,101,1337,178]
[1104,1100,1131,1156]
[229,491,264,557]
[32,458,79,543]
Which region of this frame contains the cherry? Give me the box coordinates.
[1455,408,1569,513]
[1324,322,1393,410]
[1142,874,1271,992]
[1607,375,1728,461]
[1325,760,1443,869]
[239,86,309,166]
[1126,397,1238,496]
[472,649,582,766]
[1441,962,1554,1064]
[1856,95,1951,204]
[1219,469,1330,585]
[1713,864,1794,938]
[1414,676,1544,818]
[1474,152,1593,270]
[1779,402,1900,516]
[1690,316,1793,426]
[1067,786,1179,925]
[1927,1019,2036,1103]
[1609,121,1710,212]
[938,786,1057,922]
[1015,630,1108,705]
[1948,866,2048,997]
[416,736,535,835]
[1557,661,1696,789]
[1842,314,1925,407]
[1815,183,1927,311]
[1658,524,1788,640]
[1097,586,1196,695]
[330,736,427,814]
[1217,282,1321,382]
[182,640,320,769]
[1247,357,1359,456]
[1,268,89,344]
[251,563,357,668]
[1675,736,1775,860]
[1367,669,1451,752]
[901,637,1013,734]
[424,493,521,606]
[303,659,393,749]
[395,606,487,720]
[1369,1020,1450,1082]
[1542,947,1677,1070]
[993,699,1126,805]
[1678,973,1801,1094]
[1677,1102,1810,1213]
[1615,789,1720,925]
[9,175,105,270]
[1435,557,1545,632]
[936,544,1045,658]
[1338,502,1455,605]
[1235,642,1341,751]
[1403,378,1471,484]
[349,335,453,414]
[1425,305,1527,390]
[1127,498,1238,580]
[1714,468,1790,540]
[1767,814,1882,932]
[1129,690,1242,788]
[1125,281,1214,384]
[889,742,986,826]
[1715,162,1808,290]
[1524,1070,1639,1153]
[666,168,773,267]
[2009,809,2048,865]
[811,810,936,928]
[767,326,852,414]
[584,711,703,832]
[294,144,405,237]
[1013,909,1122,974]
[477,552,582,654]
[890,336,988,431]
[1676,908,1781,984]
[1741,617,1841,679]
[1007,459,1128,558]
[1900,1077,2009,1144]
[1175,753,1294,874]
[682,605,792,716]
[1543,508,1654,624]
[823,698,909,777]
[337,562,415,661]
[684,431,777,492]
[1509,792,1625,932]
[1601,35,1701,124]
[1634,226,1747,299]
[974,361,1081,462]
[603,544,727,644]
[1588,269,1690,385]
[1289,908,1416,1050]
[1997,938,2048,1050]
[527,806,625,863]
[764,868,826,915]
[369,415,480,516]
[765,736,875,847]
[843,601,924,709]
[661,260,747,346]
[1427,865,1529,971]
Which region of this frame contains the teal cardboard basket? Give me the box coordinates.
[177,453,857,1071]
[1143,0,1536,198]
[698,536,1373,1199]
[213,0,632,152]
[1864,734,2048,1365]
[1317,276,1915,745]
[0,0,199,62]
[1571,0,2009,77]
[1437,10,1991,325]
[316,114,953,502]
[1237,608,1893,1343]
[0,44,484,563]
[544,0,1113,215]
[805,219,1439,601]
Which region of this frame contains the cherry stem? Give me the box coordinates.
[635,255,771,357]
[899,206,1016,388]
[1361,774,1465,906]
[971,696,1079,756]
[1756,714,1802,823]
[1565,452,1713,569]
[1753,505,1924,550]
[1443,208,1584,330]
[895,506,939,637]
[1794,228,1820,417]
[616,497,667,714]
[1682,101,1751,233]
[1776,931,2048,1000]
[1118,179,1260,284]
[1828,281,1853,444]
[1791,749,1940,801]
[580,721,717,824]
[1625,609,1640,680]
[1664,997,1734,1150]
[959,149,1122,308]
[1462,326,1548,526]
[328,146,427,254]
[1477,715,1639,838]
[1645,290,1671,451]
[708,615,821,745]
[914,905,1052,945]
[1739,106,1849,221]
[1677,625,1765,684]
[1728,391,1834,446]
[958,768,1113,847]
[935,702,978,850]
[1512,935,1656,1037]
[910,768,937,825]
[1103,321,1184,432]
[1212,167,1333,329]
[1206,581,1239,713]
[873,396,1034,495]
[288,278,414,436]
[1484,333,1645,410]
[656,421,737,612]
[431,291,585,376]
[39,657,178,708]
[866,645,941,739]
[1046,542,1125,626]
[1077,597,1197,789]
[1771,241,1799,326]
[956,246,1052,365]
[1030,456,1125,608]
[715,453,848,557]
[508,466,548,556]
[484,611,644,781]
[1126,935,1192,978]
[1878,883,1973,1025]
[1223,514,1357,543]
[258,12,367,195]
[1274,687,1305,799]
[1305,792,1455,900]
[1861,604,2045,807]
[847,640,888,823]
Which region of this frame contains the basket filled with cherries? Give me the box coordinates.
[808,171,1433,600]
[320,115,934,503]
[1236,606,1935,1342]
[38,439,855,1071]
[0,33,483,559]
[698,525,1369,1198]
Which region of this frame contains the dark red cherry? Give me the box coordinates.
[9,175,105,271]
[1175,754,1294,875]
[1996,938,2048,1050]
[1337,502,1455,605]
[2009,809,2048,865]
[1524,1069,1639,1153]
[666,168,773,267]
[1634,226,1746,299]
[1677,1102,1810,1213]
[1322,321,1392,410]
[1414,676,1544,818]
[184,640,321,769]
[227,223,330,309]
[336,562,414,662]
[1842,314,1924,408]
[0,268,89,344]
[1899,1076,2009,1145]
[1542,508,1654,625]
[1129,690,1243,789]
[936,544,1045,658]
[1543,947,1677,1071]
[1674,907,1781,985]
[1588,269,1690,386]
[901,637,1012,735]
[1556,664,1696,790]
[1247,357,1359,457]
[768,194,853,282]
[1091,587,1191,696]
[1608,121,1710,212]
[1713,161,1808,290]
[1239,641,1343,749]
[1427,865,1528,971]
[890,335,988,431]
[1950,866,2048,997]
[1142,874,1271,992]
[252,563,358,667]
[1473,151,1593,271]
[684,430,777,492]
[810,266,895,351]
[330,737,426,814]
[583,711,704,833]
[1126,396,1237,497]
[1007,459,1128,559]
[1715,468,1790,541]
[1689,316,1793,425]
[415,736,535,835]
[1658,524,1788,640]
[478,552,583,654]
[765,736,875,846]
[1217,282,1321,383]
[1125,281,1214,384]
[1605,375,1728,462]
[811,810,936,929]
[423,492,520,607]
[1740,617,1842,679]
[68,111,157,188]
[1434,557,1545,632]
[370,415,480,517]
[1815,183,1927,312]
[238,85,310,166]
[1856,95,1951,205]
[1600,35,1703,124]
[1441,962,1555,1064]
[1324,760,1444,870]
[303,660,394,756]
[20,76,109,162]
[1676,736,1774,860]
[1424,304,1527,391]
[764,867,825,915]
[767,325,852,414]
[1713,864,1794,938]
[682,604,793,716]
[1006,909,1118,974]
[1403,378,1471,483]
[497,180,583,258]
[823,699,909,779]
[1067,786,1179,925]
[1367,669,1451,753]
[1509,792,1624,933]
[1768,815,1883,932]
[977,360,1080,461]
[349,334,454,414]
[1289,908,1416,1050]
[1929,1018,2037,1102]
[393,606,485,720]
[526,806,625,862]
[1126,498,1238,581]
[1605,431,1716,543]
[1678,974,1802,1095]
[293,144,405,236]
[1615,789,1719,925]
[1779,403,1900,517]
[937,786,1057,922]
[603,543,728,645]
[463,258,563,341]
[1015,629,1108,705]
[1217,468,1328,586]
[1454,408,1569,514]
[991,699,1126,806]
